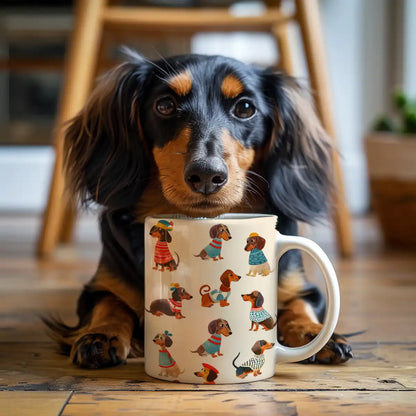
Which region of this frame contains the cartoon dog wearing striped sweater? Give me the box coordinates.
[194,224,231,261]
[232,340,275,379]
[150,220,179,271]
[146,283,193,319]
[153,331,184,378]
[245,233,271,276]
[191,319,232,357]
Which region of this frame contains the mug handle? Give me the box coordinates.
[274,233,340,364]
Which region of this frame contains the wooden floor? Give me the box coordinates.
[0,213,415,415]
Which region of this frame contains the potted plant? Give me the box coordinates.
[365,91,416,246]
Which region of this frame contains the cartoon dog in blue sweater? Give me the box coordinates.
[245,233,272,276]
[153,331,184,378]
[194,224,231,261]
[191,319,232,357]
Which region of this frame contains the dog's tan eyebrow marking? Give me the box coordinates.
[221,74,244,99]
[168,70,193,96]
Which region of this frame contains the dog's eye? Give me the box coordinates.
[233,99,256,119]
[155,96,177,116]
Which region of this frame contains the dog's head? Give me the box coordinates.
[245,233,266,251]
[153,331,173,348]
[208,318,232,336]
[251,340,275,355]
[170,284,193,301]
[65,50,332,220]
[242,290,264,307]
[209,224,232,240]
[219,269,241,286]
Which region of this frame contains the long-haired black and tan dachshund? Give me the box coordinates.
[43,49,352,368]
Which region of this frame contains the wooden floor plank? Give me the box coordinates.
[0,342,414,392]
[61,391,416,416]
[0,391,72,416]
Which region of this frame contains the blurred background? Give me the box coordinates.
[0,0,415,249]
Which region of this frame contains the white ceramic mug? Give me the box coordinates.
[144,214,339,384]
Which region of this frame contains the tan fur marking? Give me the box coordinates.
[278,269,305,308]
[278,298,322,348]
[91,270,144,316]
[221,74,244,98]
[168,70,192,96]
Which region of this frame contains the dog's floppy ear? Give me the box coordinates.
[64,54,151,208]
[164,335,173,348]
[256,236,266,250]
[261,70,334,222]
[255,291,264,308]
[165,231,172,243]
[208,320,218,335]
[209,225,219,239]
[251,341,261,355]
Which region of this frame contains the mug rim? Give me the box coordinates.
[146,213,278,221]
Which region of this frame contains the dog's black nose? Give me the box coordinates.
[185,158,228,195]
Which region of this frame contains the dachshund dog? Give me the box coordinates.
[242,291,277,331]
[194,224,232,260]
[244,232,271,276]
[191,318,232,357]
[153,331,184,378]
[43,50,352,368]
[200,269,241,307]
[149,220,179,271]
[194,363,219,384]
[233,340,275,379]
[146,284,193,319]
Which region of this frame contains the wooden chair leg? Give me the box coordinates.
[296,0,354,256]
[57,30,112,245]
[272,22,294,74]
[37,0,107,258]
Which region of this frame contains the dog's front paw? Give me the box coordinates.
[279,322,353,364]
[71,333,128,369]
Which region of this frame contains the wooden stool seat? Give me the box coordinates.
[102,6,292,33]
[37,0,353,258]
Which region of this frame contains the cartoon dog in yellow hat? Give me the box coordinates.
[244,233,271,276]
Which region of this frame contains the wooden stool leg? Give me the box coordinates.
[37,0,107,257]
[272,22,294,74]
[296,0,354,256]
[57,30,112,245]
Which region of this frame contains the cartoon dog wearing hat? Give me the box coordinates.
[245,233,271,276]
[150,220,179,271]
[194,363,219,384]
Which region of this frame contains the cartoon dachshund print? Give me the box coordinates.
[191,319,232,357]
[245,233,272,276]
[233,340,275,379]
[195,363,219,384]
[146,283,193,319]
[150,220,179,271]
[153,331,184,379]
[242,291,277,331]
[194,224,231,261]
[200,269,241,307]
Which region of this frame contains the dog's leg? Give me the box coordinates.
[278,296,353,364]
[70,295,135,368]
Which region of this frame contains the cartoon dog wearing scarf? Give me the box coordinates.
[153,330,184,379]
[146,283,193,319]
